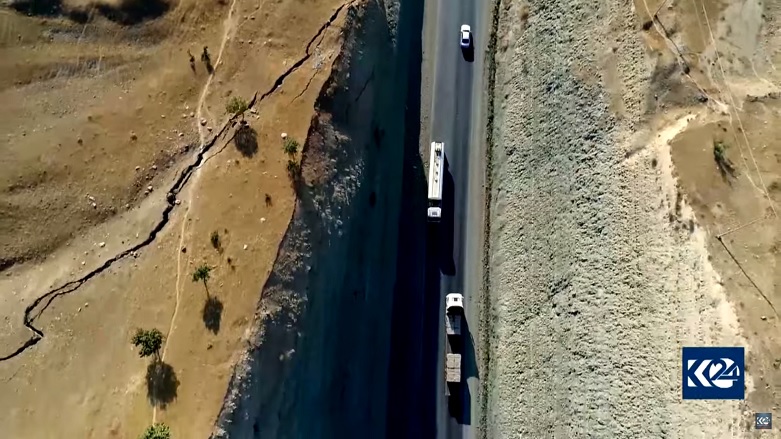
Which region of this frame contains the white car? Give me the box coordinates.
[460,24,472,49]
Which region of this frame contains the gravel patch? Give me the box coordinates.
[484,0,747,437]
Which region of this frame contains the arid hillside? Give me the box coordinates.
[0,0,359,436]
[485,0,781,436]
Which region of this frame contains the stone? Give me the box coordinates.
[98,242,105,248]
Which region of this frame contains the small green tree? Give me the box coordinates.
[131,328,164,359]
[192,264,212,285]
[140,422,171,439]
[283,138,299,156]
[225,96,249,119]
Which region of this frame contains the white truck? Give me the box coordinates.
[427,141,445,221]
[445,293,464,396]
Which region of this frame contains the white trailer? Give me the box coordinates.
[427,142,445,221]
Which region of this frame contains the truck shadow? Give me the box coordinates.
[448,381,471,425]
[439,157,457,276]
[449,315,477,425]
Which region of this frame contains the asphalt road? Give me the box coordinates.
[424,0,490,437]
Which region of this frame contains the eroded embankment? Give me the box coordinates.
[211,0,413,436]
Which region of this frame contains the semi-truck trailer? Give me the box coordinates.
[445,293,464,396]
[427,141,445,221]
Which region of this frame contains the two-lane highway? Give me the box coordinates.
[424,0,490,437]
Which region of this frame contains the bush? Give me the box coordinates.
[140,423,171,439]
[283,138,299,156]
[225,96,249,117]
[210,231,220,250]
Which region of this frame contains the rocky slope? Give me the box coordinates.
[210,0,425,436]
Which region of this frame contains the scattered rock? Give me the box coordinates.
[161,114,166,119]
[152,165,157,170]
[98,242,106,248]
[190,112,195,118]
[87,195,96,202]
[135,166,141,171]
[181,247,187,253]
[175,199,182,205]
[179,132,185,137]
[92,202,97,208]
[260,217,266,223]
[147,185,153,192]
[243,244,248,250]
[81,261,86,266]
[200,118,207,126]
[85,302,89,308]
[281,132,288,139]
[762,316,768,321]
[250,108,258,115]
[130,132,137,141]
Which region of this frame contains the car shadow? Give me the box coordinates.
[461,45,474,63]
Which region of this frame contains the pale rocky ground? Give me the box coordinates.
[485,0,781,437]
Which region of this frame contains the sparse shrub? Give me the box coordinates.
[225,96,249,118]
[713,140,736,180]
[210,231,220,250]
[265,193,272,206]
[192,264,211,284]
[713,141,727,163]
[140,422,171,439]
[283,138,299,156]
[131,328,164,359]
[286,159,301,181]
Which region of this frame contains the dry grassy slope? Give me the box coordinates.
[644,0,781,429]
[485,0,756,437]
[0,0,224,269]
[0,0,353,436]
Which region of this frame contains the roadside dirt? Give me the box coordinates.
[0,0,352,436]
[486,0,780,436]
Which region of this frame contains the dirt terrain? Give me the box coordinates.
[0,0,358,436]
[485,0,781,437]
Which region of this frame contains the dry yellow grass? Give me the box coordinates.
[0,0,351,436]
